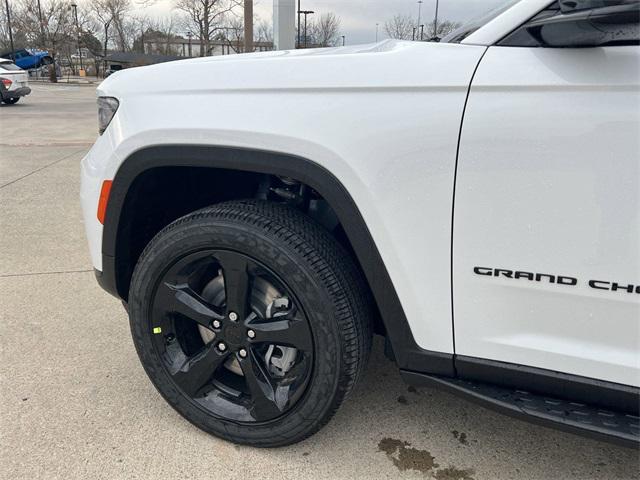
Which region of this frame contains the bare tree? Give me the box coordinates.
[87,0,131,53]
[0,0,22,50]
[0,2,30,51]
[424,19,461,41]
[384,14,413,40]
[134,15,181,55]
[254,18,272,44]
[80,29,104,75]
[13,0,76,81]
[227,12,272,51]
[156,16,179,55]
[89,0,113,57]
[309,12,340,47]
[108,0,132,51]
[175,0,240,56]
[131,13,152,52]
[134,0,157,7]
[223,13,243,52]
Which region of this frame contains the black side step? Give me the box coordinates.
[402,371,639,448]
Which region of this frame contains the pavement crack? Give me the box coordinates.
[0,146,90,190]
[0,269,93,278]
[0,142,93,147]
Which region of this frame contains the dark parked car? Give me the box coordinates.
[105,64,123,77]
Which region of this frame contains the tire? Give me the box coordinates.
[2,97,19,105]
[128,200,373,447]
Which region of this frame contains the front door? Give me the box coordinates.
[453,41,640,385]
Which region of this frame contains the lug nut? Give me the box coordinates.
[218,342,227,352]
[239,348,247,358]
[212,320,221,329]
[229,312,238,321]
[247,329,256,339]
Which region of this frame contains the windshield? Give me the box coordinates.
[442,0,521,43]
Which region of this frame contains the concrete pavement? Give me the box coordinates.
[0,84,638,480]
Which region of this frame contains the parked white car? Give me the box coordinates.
[0,58,31,105]
[81,0,639,447]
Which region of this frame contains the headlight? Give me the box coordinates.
[97,97,119,135]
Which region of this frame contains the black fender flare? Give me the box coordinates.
[100,144,454,375]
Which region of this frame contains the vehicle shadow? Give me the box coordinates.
[0,103,31,108]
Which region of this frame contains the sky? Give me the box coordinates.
[85,0,509,45]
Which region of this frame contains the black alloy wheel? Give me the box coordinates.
[150,249,314,423]
[128,200,373,446]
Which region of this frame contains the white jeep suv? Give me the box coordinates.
[81,0,639,447]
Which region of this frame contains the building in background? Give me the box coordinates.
[141,34,274,58]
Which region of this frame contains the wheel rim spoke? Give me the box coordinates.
[163,282,224,328]
[215,251,252,320]
[239,349,287,421]
[170,344,229,397]
[248,314,313,352]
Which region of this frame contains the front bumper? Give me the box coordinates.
[81,131,123,273]
[2,86,31,99]
[81,129,125,299]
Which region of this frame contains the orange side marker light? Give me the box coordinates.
[97,180,113,224]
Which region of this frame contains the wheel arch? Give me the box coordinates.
[101,144,453,375]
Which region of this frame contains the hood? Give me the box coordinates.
[98,40,483,97]
[189,40,401,63]
[98,41,406,95]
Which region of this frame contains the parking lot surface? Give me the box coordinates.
[1,85,638,480]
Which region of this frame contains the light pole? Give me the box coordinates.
[341,35,345,46]
[417,0,423,35]
[4,0,14,55]
[375,23,379,42]
[297,0,301,48]
[420,24,424,41]
[412,27,416,41]
[36,0,45,48]
[187,31,193,57]
[71,2,83,72]
[432,0,440,40]
[300,10,313,48]
[244,0,253,53]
